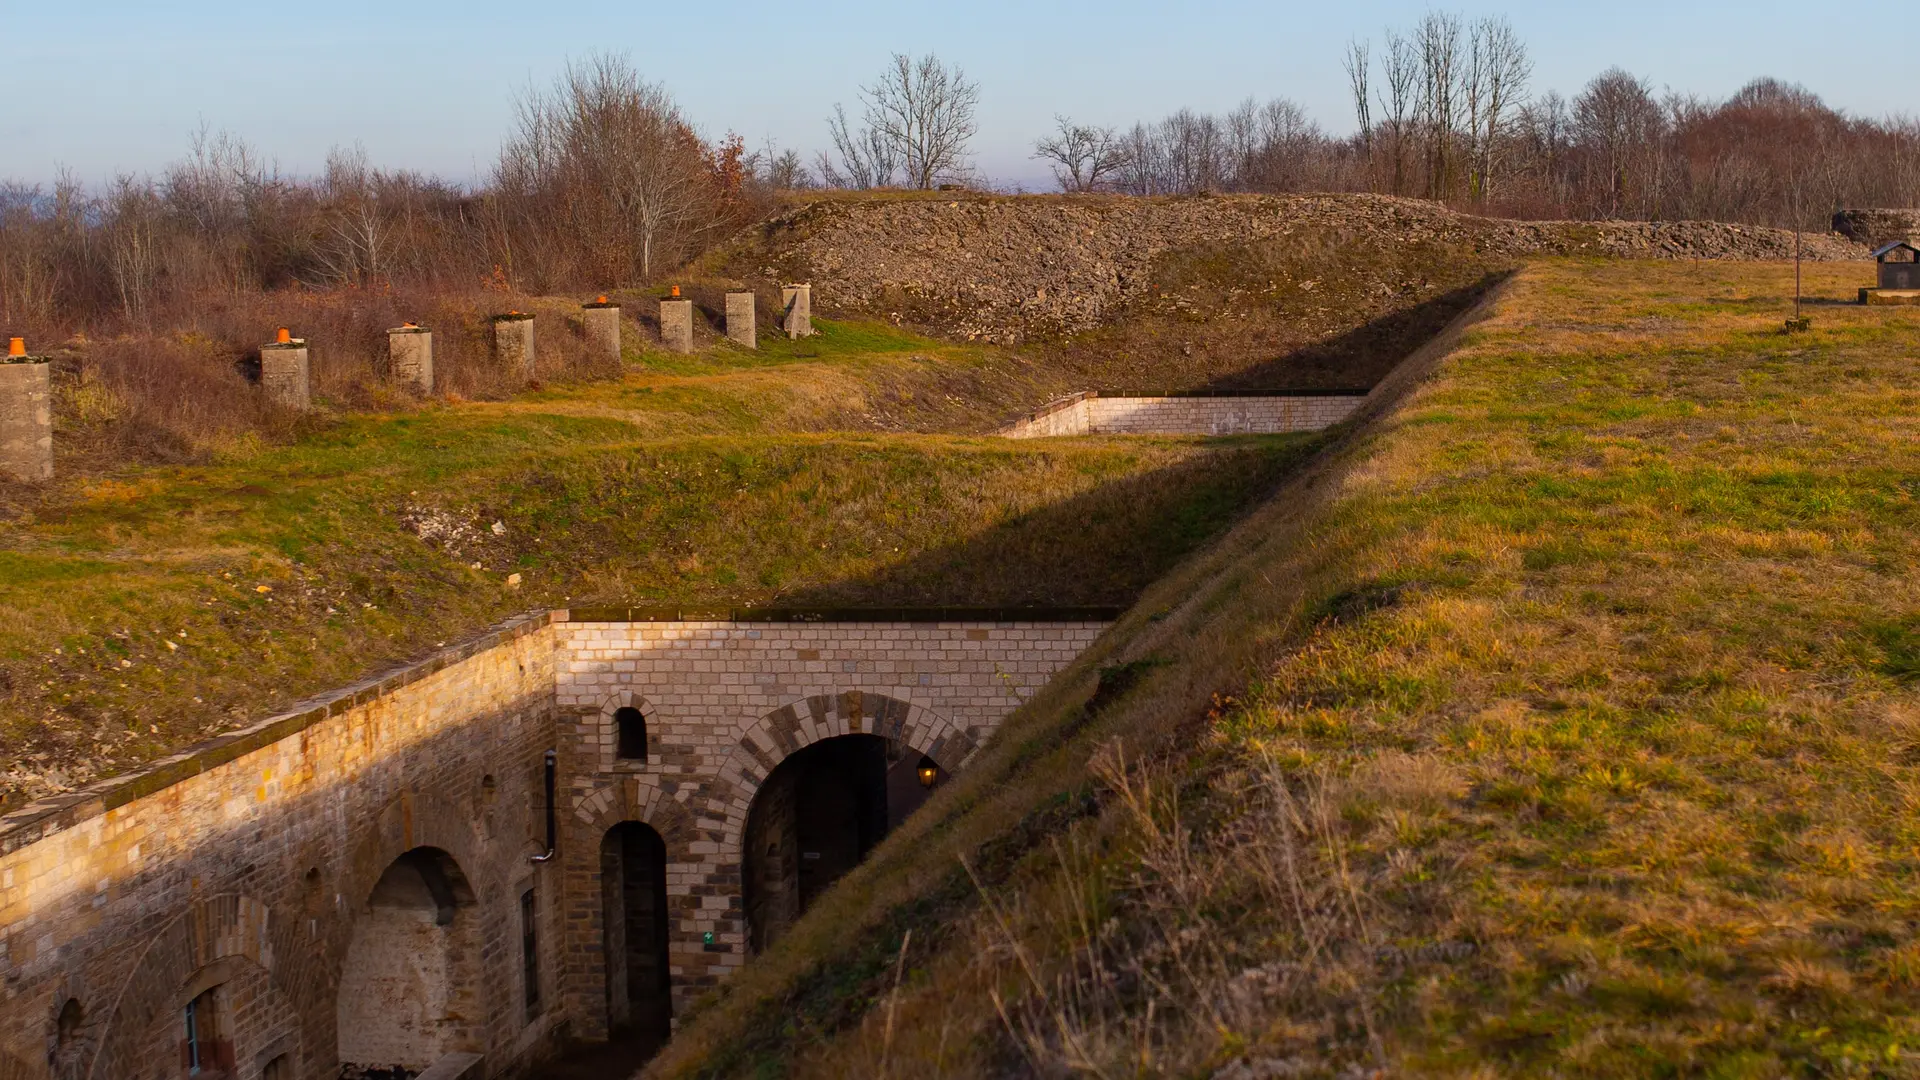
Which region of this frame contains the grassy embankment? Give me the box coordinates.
[0,315,1320,810]
[647,258,1920,1079]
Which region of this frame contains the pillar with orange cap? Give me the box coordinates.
[582,294,621,368]
[659,286,694,354]
[1,336,53,481]
[261,327,310,410]
[491,310,536,380]
[387,322,434,394]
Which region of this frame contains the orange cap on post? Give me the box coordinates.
[596,295,608,304]
[6,337,23,358]
[276,327,291,344]
[670,285,681,298]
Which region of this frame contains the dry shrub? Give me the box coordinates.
[43,285,634,473]
[969,745,1422,1077]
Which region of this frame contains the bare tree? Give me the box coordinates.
[1345,40,1373,179]
[1379,29,1419,195]
[1573,68,1666,217]
[821,103,900,189]
[829,54,980,190]
[497,53,714,284]
[1033,116,1130,192]
[104,176,160,323]
[1463,15,1531,203]
[1415,11,1465,200]
[312,145,390,286]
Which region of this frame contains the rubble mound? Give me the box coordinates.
[1833,208,1920,249]
[729,193,1866,343]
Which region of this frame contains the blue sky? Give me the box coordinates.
[6,0,1915,190]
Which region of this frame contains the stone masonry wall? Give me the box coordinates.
[0,616,563,1080]
[551,617,1109,1030]
[0,610,1112,1076]
[1002,393,1366,438]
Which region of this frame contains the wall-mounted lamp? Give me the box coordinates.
[916,756,940,789]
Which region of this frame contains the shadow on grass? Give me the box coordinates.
[776,436,1320,610]
[1188,274,1507,393]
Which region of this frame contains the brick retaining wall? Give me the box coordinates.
[0,609,1111,1078]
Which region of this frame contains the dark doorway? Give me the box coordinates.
[600,823,672,1045]
[744,734,904,952]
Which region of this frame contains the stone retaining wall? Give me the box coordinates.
[0,609,1112,1078]
[1001,391,1367,438]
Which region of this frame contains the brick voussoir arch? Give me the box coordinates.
[710,690,976,845]
[82,893,320,1080]
[340,789,489,907]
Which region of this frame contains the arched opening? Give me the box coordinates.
[743,734,936,952]
[337,847,479,1075]
[600,823,672,1049]
[615,706,648,762]
[52,998,84,1079]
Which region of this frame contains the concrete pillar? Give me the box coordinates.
[583,297,621,367]
[1,342,52,481]
[725,292,757,349]
[260,329,309,410]
[780,284,813,338]
[492,312,536,379]
[659,299,694,354]
[388,325,433,394]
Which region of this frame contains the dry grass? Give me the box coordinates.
[647,259,1920,1079]
[0,303,1329,810]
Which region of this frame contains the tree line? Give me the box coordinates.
[0,55,773,334]
[1032,13,1920,227]
[6,32,1919,337]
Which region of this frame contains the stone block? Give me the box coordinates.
[492,313,536,379]
[660,300,694,354]
[780,284,812,338]
[260,340,310,410]
[0,357,52,481]
[725,293,756,349]
[583,301,621,366]
[388,326,434,394]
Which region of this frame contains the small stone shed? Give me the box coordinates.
[1875,241,1919,291]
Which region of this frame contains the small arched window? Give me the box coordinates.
[615,707,648,762]
[56,997,83,1051]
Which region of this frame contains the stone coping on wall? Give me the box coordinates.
[564,605,1124,623]
[0,605,1121,855]
[1010,387,1372,428]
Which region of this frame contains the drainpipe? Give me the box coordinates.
[531,749,558,863]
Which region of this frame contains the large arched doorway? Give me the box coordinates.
[600,823,672,1044]
[337,847,479,1075]
[742,734,938,952]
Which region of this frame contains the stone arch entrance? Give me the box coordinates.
[336,847,480,1075]
[599,823,672,1044]
[740,732,944,952]
[714,692,974,954]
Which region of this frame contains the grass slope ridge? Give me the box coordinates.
[0,317,1320,811]
[647,260,1920,1078]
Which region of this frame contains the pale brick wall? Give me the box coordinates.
[1001,393,1366,438]
[0,611,1112,1075]
[551,618,1107,1026]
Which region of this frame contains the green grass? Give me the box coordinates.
[0,315,1322,810]
[643,259,1920,1079]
